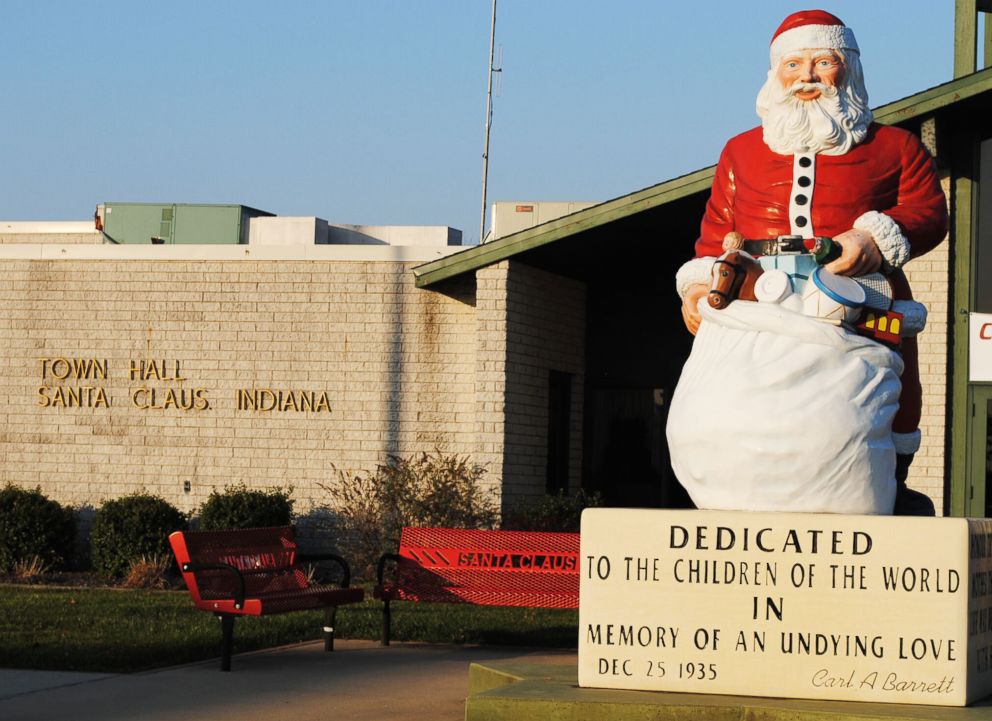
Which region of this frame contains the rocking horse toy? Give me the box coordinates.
[705,231,906,348]
[707,249,763,309]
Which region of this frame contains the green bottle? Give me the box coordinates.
[812,236,842,265]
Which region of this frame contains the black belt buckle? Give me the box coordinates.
[741,235,807,257]
[774,235,806,255]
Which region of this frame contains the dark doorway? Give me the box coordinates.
[583,258,696,508]
[499,190,709,508]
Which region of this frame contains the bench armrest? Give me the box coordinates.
[376,552,403,588]
[297,552,353,588]
[183,562,247,610]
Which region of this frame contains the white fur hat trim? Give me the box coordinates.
[675,257,715,301]
[854,211,911,269]
[770,25,858,66]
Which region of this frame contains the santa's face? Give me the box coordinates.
[775,50,845,100]
[755,46,872,156]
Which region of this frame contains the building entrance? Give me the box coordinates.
[582,261,694,509]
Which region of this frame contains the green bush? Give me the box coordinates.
[323,450,498,581]
[501,489,603,532]
[90,493,186,578]
[197,484,293,530]
[0,484,76,572]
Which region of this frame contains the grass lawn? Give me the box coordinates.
[0,585,578,673]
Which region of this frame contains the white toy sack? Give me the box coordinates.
[666,299,903,514]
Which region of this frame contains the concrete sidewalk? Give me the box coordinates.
[0,640,576,721]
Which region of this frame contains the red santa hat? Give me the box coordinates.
[769,9,859,66]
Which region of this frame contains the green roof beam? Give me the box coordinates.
[413,167,714,288]
[415,68,992,289]
[873,65,992,124]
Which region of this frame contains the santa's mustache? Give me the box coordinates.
[788,82,839,99]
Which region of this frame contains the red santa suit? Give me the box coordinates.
[696,122,946,261]
[685,121,947,446]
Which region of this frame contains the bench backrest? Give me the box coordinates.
[170,526,307,605]
[391,527,579,608]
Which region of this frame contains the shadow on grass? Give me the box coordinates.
[0,586,578,673]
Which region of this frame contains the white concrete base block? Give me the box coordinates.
[578,508,992,706]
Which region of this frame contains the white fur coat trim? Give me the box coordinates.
[892,429,921,455]
[675,257,716,300]
[853,211,910,269]
[891,299,927,336]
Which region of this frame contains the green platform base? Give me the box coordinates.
[466,662,992,721]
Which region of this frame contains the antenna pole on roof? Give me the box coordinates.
[479,0,499,244]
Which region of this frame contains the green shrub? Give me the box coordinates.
[197,484,293,530]
[323,450,498,581]
[90,493,186,578]
[501,489,603,533]
[0,484,76,572]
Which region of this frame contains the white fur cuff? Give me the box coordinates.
[853,211,910,269]
[893,429,922,455]
[891,299,927,336]
[675,257,716,300]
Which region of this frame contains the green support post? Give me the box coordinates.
[956,0,978,77]
[985,13,992,69]
[949,129,980,516]
[956,0,992,76]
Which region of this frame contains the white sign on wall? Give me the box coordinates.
[970,313,992,382]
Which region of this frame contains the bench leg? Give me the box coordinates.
[323,607,336,652]
[382,599,391,647]
[219,614,236,672]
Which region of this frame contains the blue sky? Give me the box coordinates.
[2,1,959,243]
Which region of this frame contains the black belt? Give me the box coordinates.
[740,235,893,275]
[741,235,810,256]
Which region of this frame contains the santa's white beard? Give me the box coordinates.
[756,71,872,156]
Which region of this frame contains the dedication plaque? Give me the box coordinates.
[578,509,992,706]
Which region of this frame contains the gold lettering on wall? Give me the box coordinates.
[38,357,111,408]
[37,385,110,408]
[130,387,209,411]
[129,359,185,382]
[39,357,108,381]
[237,389,331,413]
[34,356,330,416]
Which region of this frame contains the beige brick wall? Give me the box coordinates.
[901,172,951,513]
[501,261,586,507]
[0,233,102,245]
[475,263,509,505]
[471,260,588,511]
[0,257,476,519]
[0,212,954,523]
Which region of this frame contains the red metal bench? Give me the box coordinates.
[169,525,364,670]
[373,526,579,645]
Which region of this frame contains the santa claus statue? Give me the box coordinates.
[672,10,947,515]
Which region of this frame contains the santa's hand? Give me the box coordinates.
[824,228,882,276]
[681,283,709,336]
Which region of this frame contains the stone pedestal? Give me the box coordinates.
[578,509,992,706]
